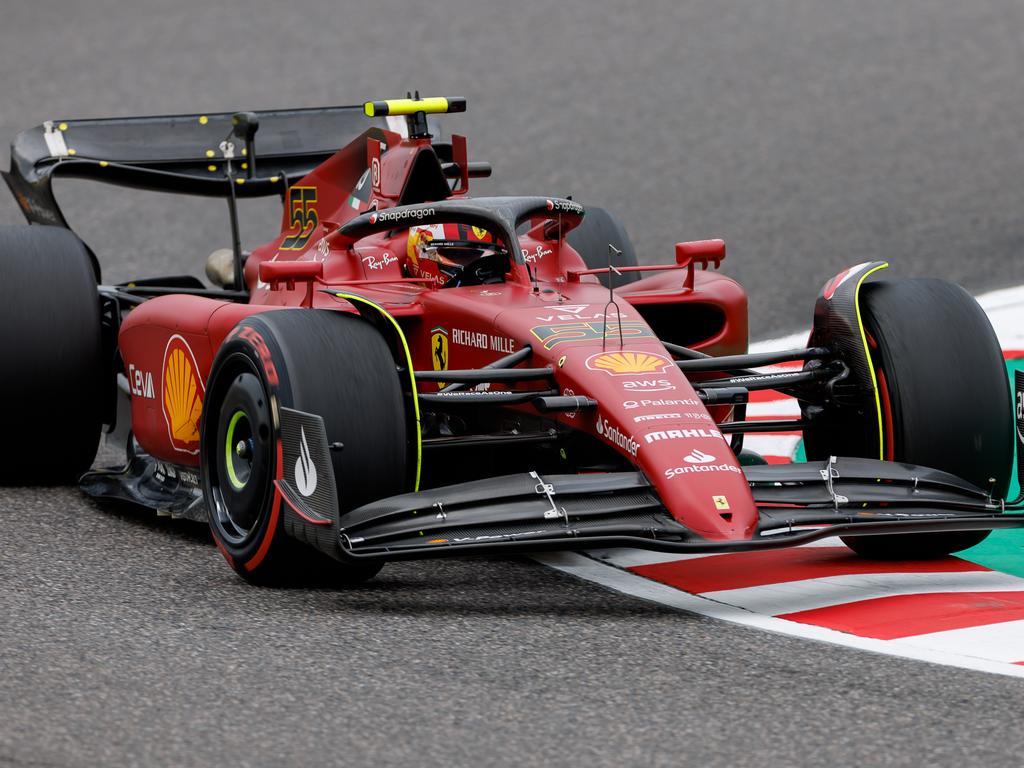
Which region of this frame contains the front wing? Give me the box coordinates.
[332,456,1023,561]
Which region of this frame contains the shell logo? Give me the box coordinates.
[585,351,673,376]
[162,335,205,454]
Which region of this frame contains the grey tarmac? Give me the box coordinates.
[3,1,1024,765]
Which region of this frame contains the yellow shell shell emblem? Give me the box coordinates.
[586,351,672,375]
[162,336,205,453]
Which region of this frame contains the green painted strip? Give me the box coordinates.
[958,358,1024,575]
[790,358,1023,575]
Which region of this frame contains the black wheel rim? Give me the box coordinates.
[209,362,273,547]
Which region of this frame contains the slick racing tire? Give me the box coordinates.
[201,309,407,586]
[566,205,640,286]
[0,226,102,484]
[807,278,1013,558]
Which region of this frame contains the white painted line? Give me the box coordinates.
[588,548,715,568]
[743,434,802,458]
[900,619,1024,664]
[746,398,801,418]
[537,551,1024,679]
[749,331,806,354]
[978,284,1024,312]
[589,536,847,569]
[702,571,1024,616]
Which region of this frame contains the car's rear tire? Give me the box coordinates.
[567,205,640,286]
[806,278,1013,558]
[0,225,103,484]
[201,309,407,586]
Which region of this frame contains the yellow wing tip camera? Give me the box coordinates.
[363,97,467,118]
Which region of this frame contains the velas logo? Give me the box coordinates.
[586,351,672,376]
[162,335,205,455]
[295,426,318,497]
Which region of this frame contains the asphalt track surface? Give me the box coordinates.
[3,1,1024,765]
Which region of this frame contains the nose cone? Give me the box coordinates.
[642,425,758,539]
[566,351,759,540]
[491,299,758,541]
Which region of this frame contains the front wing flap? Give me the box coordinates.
[337,456,1023,561]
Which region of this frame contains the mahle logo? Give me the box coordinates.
[644,428,723,444]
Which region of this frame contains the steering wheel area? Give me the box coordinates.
[418,238,511,288]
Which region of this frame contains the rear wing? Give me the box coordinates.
[2,105,407,228]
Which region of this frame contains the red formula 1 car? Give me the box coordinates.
[3,96,1023,584]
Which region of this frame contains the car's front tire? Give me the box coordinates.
[201,309,407,585]
[806,278,1013,558]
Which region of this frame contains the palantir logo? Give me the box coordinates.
[295,426,318,497]
[684,449,715,464]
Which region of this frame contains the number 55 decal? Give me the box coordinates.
[281,186,319,250]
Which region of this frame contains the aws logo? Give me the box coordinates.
[162,335,205,455]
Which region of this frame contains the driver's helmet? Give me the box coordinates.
[406,223,506,287]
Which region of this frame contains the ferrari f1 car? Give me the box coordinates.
[3,96,1023,584]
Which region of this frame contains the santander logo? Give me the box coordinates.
[295,427,318,497]
[684,449,715,464]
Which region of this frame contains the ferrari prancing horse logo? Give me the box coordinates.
[431,326,448,390]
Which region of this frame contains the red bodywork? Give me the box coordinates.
[119,127,754,541]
